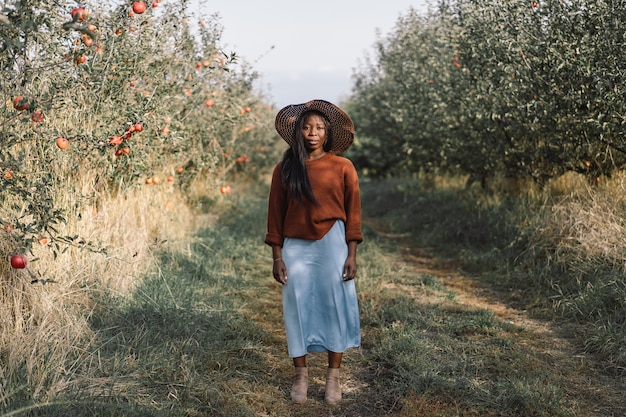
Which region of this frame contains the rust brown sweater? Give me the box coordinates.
[265,153,363,247]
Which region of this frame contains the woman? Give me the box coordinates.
[265,99,363,405]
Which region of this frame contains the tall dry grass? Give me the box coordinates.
[360,170,626,372]
[525,172,626,273]
[515,173,626,368]
[473,172,626,369]
[0,162,207,404]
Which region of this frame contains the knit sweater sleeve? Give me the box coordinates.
[265,163,287,247]
[343,159,363,244]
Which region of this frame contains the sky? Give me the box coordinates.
[190,0,430,108]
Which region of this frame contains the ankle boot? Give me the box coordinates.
[324,367,341,405]
[290,366,308,403]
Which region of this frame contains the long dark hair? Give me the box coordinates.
[280,110,333,204]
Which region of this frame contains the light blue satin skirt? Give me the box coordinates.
[281,220,361,357]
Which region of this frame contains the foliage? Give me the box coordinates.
[0,0,281,409]
[347,0,626,376]
[0,0,278,259]
[347,0,626,185]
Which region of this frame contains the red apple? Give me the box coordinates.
[56,137,69,149]
[71,7,88,23]
[30,111,44,122]
[10,253,27,269]
[132,1,146,14]
[13,96,28,111]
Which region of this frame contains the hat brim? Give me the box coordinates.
[275,99,354,154]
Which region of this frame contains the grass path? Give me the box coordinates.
[366,218,626,417]
[28,181,625,416]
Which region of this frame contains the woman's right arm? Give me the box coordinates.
[267,164,288,285]
[265,163,287,247]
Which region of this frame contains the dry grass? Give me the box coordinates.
[525,172,626,272]
[1,169,625,416]
[0,166,202,405]
[364,170,626,371]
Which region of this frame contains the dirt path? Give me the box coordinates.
[371,221,626,417]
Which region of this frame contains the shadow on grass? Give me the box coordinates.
[12,180,623,417]
[356,291,567,416]
[20,196,285,416]
[360,178,520,260]
[359,178,545,308]
[357,177,626,416]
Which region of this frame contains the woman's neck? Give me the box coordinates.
[307,151,326,160]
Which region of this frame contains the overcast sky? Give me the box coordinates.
[190,0,430,108]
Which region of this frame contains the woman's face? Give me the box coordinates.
[301,114,327,156]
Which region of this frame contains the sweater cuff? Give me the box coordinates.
[264,233,284,247]
[345,229,363,244]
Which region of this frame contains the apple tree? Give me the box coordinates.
[0,0,274,260]
[347,0,626,185]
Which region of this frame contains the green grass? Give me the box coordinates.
[4,179,625,416]
[360,176,626,370]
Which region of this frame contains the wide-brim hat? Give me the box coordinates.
[275,99,355,154]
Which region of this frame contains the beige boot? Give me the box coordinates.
[290,366,308,403]
[324,367,342,405]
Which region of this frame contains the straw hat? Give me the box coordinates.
[275,99,355,154]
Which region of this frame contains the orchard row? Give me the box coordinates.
[347,0,626,185]
[0,0,279,265]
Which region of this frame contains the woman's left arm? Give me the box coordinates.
[343,240,358,281]
[343,161,363,244]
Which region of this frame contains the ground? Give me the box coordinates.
[362,218,626,417]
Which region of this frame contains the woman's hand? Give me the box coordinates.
[271,246,287,285]
[273,259,288,285]
[343,241,358,281]
[343,255,357,281]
